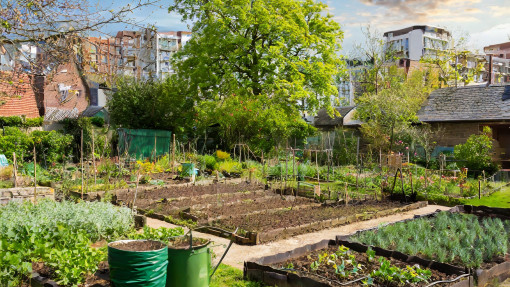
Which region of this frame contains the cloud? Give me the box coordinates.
[468,23,510,52]
[355,0,483,26]
[489,6,510,17]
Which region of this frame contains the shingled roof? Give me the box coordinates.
[418,85,510,122]
[314,106,355,127]
[0,72,40,118]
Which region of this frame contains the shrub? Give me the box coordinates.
[90,117,105,127]
[454,126,499,176]
[218,160,242,175]
[197,154,217,171]
[0,116,43,127]
[216,150,230,161]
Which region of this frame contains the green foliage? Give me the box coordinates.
[108,77,193,136]
[210,264,266,287]
[454,126,499,175]
[356,69,436,152]
[0,200,134,286]
[90,117,105,127]
[0,116,43,127]
[333,128,358,165]
[170,0,341,152]
[355,212,509,268]
[0,127,72,164]
[370,258,431,285]
[127,226,185,242]
[218,160,243,176]
[164,215,197,229]
[197,154,217,171]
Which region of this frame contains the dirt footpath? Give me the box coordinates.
[146,204,450,269]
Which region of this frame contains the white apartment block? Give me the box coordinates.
[383,25,453,61]
[140,30,192,79]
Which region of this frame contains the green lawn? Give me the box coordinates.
[463,185,510,208]
[210,264,267,287]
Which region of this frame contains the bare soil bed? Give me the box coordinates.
[275,245,458,286]
[212,200,403,233]
[191,196,319,224]
[116,182,264,204]
[136,190,276,215]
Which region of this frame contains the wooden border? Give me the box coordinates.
[190,201,427,245]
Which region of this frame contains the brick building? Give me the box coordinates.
[418,85,510,168]
[43,62,89,121]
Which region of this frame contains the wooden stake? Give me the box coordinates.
[345,183,348,206]
[92,131,96,185]
[171,134,176,174]
[13,152,17,188]
[33,145,37,203]
[478,180,481,199]
[132,169,140,212]
[81,128,84,200]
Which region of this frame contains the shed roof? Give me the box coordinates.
[418,85,510,122]
[314,106,354,127]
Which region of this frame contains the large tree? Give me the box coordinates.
[169,0,344,151]
[108,77,194,134]
[355,67,438,152]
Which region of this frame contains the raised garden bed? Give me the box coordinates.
[338,205,510,287]
[136,189,276,216]
[197,201,428,245]
[115,181,264,206]
[245,239,470,287]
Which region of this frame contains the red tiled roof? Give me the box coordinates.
[0,72,40,118]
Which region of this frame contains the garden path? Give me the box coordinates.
[146,204,450,269]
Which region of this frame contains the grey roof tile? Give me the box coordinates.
[418,85,510,122]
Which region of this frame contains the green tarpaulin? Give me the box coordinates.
[118,128,172,159]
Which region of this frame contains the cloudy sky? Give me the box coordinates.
[108,0,510,53]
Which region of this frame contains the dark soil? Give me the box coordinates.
[192,196,319,223]
[213,200,404,233]
[109,240,166,251]
[116,182,264,204]
[140,190,276,216]
[274,245,459,287]
[32,261,111,287]
[168,237,210,249]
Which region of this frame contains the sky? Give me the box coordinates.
[104,0,510,54]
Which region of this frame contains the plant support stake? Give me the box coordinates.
[13,152,17,188]
[81,128,84,200]
[33,145,37,203]
[92,131,96,185]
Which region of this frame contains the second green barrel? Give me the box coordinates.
[167,237,211,287]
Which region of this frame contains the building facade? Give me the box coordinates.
[383,25,453,61]
[484,42,510,84]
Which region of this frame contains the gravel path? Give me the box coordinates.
[146,204,450,269]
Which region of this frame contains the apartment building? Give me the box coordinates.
[139,30,192,79]
[0,43,43,72]
[383,25,453,61]
[484,42,510,84]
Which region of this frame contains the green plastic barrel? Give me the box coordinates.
[108,240,168,287]
[166,238,211,287]
[180,163,195,177]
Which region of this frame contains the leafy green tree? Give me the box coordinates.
[169,0,343,151]
[454,126,499,176]
[107,77,194,135]
[355,68,437,152]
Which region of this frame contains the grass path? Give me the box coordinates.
[463,185,510,208]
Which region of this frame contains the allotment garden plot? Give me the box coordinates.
[339,205,510,286]
[115,181,427,244]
